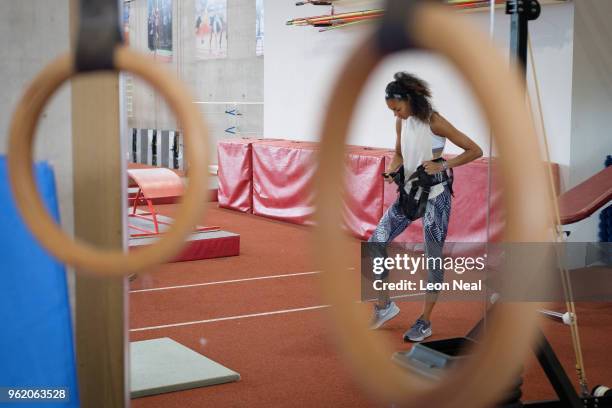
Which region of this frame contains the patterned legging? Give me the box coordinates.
[368,186,452,291]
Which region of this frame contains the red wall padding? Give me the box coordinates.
[219,139,561,244]
[252,141,318,225]
[343,147,389,239]
[251,143,392,232]
[217,138,258,212]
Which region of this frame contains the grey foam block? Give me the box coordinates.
[130,337,240,398]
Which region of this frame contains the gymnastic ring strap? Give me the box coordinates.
[314,2,555,407]
[75,0,123,72]
[7,46,209,276]
[375,0,421,55]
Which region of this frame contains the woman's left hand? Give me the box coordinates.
[422,161,444,175]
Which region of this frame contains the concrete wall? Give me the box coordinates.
[127,0,264,164]
[264,2,574,187]
[0,0,73,233]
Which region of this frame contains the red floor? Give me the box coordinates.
[130,203,612,407]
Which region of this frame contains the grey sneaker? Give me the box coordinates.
[369,301,400,330]
[403,318,432,342]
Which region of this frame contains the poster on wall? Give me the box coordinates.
[148,0,173,61]
[195,0,228,60]
[256,0,264,56]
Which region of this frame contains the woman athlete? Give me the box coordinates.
[368,72,482,342]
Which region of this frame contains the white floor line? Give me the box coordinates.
[129,271,322,293]
[129,267,355,293]
[130,305,330,332]
[391,292,425,300]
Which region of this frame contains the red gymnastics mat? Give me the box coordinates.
[128,210,240,262]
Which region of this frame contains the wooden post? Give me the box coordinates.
[69,1,127,407]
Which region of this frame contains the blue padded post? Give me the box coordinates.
[0,156,79,407]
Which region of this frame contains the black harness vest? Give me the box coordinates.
[386,158,453,221]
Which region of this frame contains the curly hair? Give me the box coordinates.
[385,72,433,123]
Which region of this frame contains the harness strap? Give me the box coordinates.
[387,158,453,221]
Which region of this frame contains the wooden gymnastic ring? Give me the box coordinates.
[7,46,209,276]
[314,3,554,407]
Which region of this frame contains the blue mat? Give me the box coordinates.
[0,157,79,407]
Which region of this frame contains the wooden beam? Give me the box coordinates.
[69,0,127,407]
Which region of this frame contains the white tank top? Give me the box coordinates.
[400,116,446,199]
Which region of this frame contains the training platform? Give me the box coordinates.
[130,337,240,398]
[128,168,239,262]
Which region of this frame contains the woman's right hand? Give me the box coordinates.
[382,171,395,184]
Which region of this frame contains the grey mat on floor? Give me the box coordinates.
[130,337,240,398]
